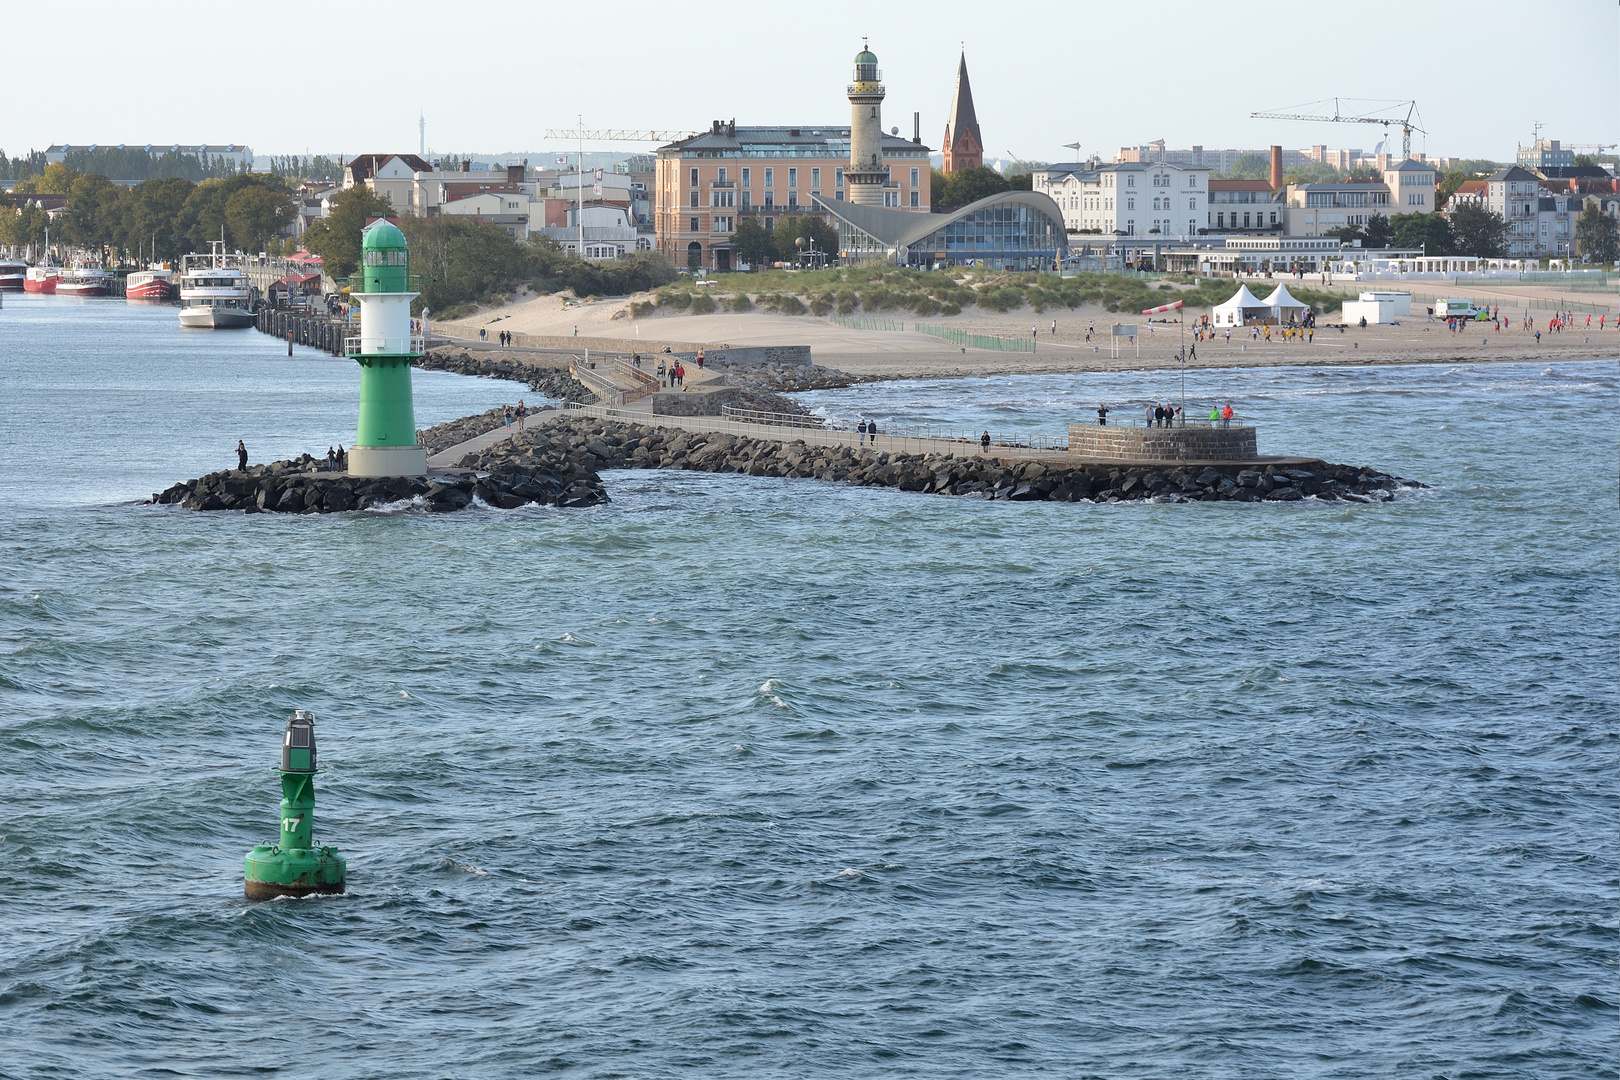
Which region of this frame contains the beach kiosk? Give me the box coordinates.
[346,218,427,477]
[1211,284,1273,327]
[1261,284,1309,325]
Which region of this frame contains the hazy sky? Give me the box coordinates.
[6,0,1615,164]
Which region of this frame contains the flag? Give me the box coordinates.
[555,156,567,165]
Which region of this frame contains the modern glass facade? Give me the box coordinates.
[907,203,1066,269]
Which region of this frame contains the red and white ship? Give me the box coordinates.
[0,260,25,291]
[126,268,176,301]
[24,266,61,293]
[55,266,116,297]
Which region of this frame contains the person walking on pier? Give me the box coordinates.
[1221,404,1234,429]
[981,430,991,454]
[1097,404,1109,426]
[857,419,868,445]
[236,440,248,470]
[516,399,527,431]
[657,357,667,385]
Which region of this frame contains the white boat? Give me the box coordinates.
[178,242,255,328]
[127,267,176,301]
[56,266,117,297]
[0,259,25,291]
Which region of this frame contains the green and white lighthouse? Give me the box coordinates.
[347,218,427,477]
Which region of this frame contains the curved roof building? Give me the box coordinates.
[814,189,1069,270]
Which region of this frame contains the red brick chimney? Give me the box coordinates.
[1270,146,1283,190]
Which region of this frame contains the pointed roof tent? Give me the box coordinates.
[942,50,983,173]
[1211,284,1274,325]
[1261,283,1307,310]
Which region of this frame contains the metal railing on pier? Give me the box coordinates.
[718,406,1069,452]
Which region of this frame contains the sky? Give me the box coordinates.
[5,0,1615,166]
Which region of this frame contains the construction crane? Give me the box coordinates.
[1251,99,1425,159]
[542,128,696,143]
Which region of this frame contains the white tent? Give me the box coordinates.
[1261,284,1309,322]
[1211,284,1272,327]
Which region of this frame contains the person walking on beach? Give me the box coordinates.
[1097,404,1109,426]
[981,430,991,454]
[573,325,578,337]
[236,440,248,470]
[1051,319,1057,335]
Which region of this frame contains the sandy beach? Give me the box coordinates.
[439,282,1620,379]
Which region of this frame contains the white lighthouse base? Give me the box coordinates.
[349,445,427,478]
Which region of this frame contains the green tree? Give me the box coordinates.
[1325,224,1366,245]
[1435,169,1472,210]
[1007,171,1033,191]
[1363,212,1394,249]
[930,167,947,208]
[730,217,775,269]
[772,215,838,263]
[33,161,80,194]
[1218,154,1271,180]
[1575,205,1618,263]
[1447,203,1507,258]
[939,166,1010,207]
[301,186,395,279]
[120,177,195,262]
[225,185,295,253]
[59,174,128,253]
[1391,211,1453,254]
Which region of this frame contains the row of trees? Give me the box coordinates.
[0,167,296,260]
[727,216,840,270]
[300,186,678,314]
[1322,205,1618,262]
[0,147,250,185]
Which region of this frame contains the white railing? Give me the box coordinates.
[343,334,426,356]
[721,406,1069,452]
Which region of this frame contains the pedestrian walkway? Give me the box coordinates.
[425,408,559,469]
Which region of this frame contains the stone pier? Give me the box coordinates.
[1067,424,1258,462]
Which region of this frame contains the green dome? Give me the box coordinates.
[854,48,878,65]
[362,218,406,252]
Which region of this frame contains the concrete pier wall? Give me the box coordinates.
[1067,424,1258,462]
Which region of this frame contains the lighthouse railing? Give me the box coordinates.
[343,334,426,357]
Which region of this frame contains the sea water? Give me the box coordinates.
[2,296,1616,1078]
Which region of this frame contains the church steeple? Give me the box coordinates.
[941,49,983,173]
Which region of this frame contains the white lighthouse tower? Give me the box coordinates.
[846,39,889,207]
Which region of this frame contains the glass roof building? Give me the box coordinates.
[815,190,1069,270]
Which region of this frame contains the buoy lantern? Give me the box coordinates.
[244,710,347,900]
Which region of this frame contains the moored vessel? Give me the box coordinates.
[126,267,176,301]
[178,242,255,328]
[0,259,25,290]
[24,266,61,293]
[56,266,117,297]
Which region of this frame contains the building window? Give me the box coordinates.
[788,192,798,208]
[718,167,727,183]
[1127,175,1135,187]
[690,216,699,232]
[764,167,773,188]
[836,168,844,188]
[884,190,900,207]
[689,167,698,187]
[1217,212,1225,228]
[788,168,798,188]
[910,167,920,188]
[741,191,751,210]
[1127,198,1135,210]
[714,217,733,233]
[689,191,698,208]
[811,167,821,188]
[911,190,919,207]
[741,167,750,186]
[763,216,774,230]
[1189,198,1197,210]
[764,192,774,208]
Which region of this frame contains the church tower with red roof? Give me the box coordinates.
[941,50,983,173]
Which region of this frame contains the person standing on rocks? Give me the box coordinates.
[981,430,991,454]
[326,447,337,471]
[237,440,248,470]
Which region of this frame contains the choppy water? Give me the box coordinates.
[2,296,1616,1078]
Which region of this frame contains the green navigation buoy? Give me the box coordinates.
[244,710,346,901]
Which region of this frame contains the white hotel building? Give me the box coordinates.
[1033,161,1210,239]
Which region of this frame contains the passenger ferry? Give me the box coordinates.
[126,267,176,301]
[56,266,117,297]
[0,259,25,290]
[178,242,254,328]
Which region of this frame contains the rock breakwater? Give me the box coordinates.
[419,349,597,404]
[152,455,606,514]
[465,416,1419,503]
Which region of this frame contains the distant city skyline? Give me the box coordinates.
[5,0,1614,167]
